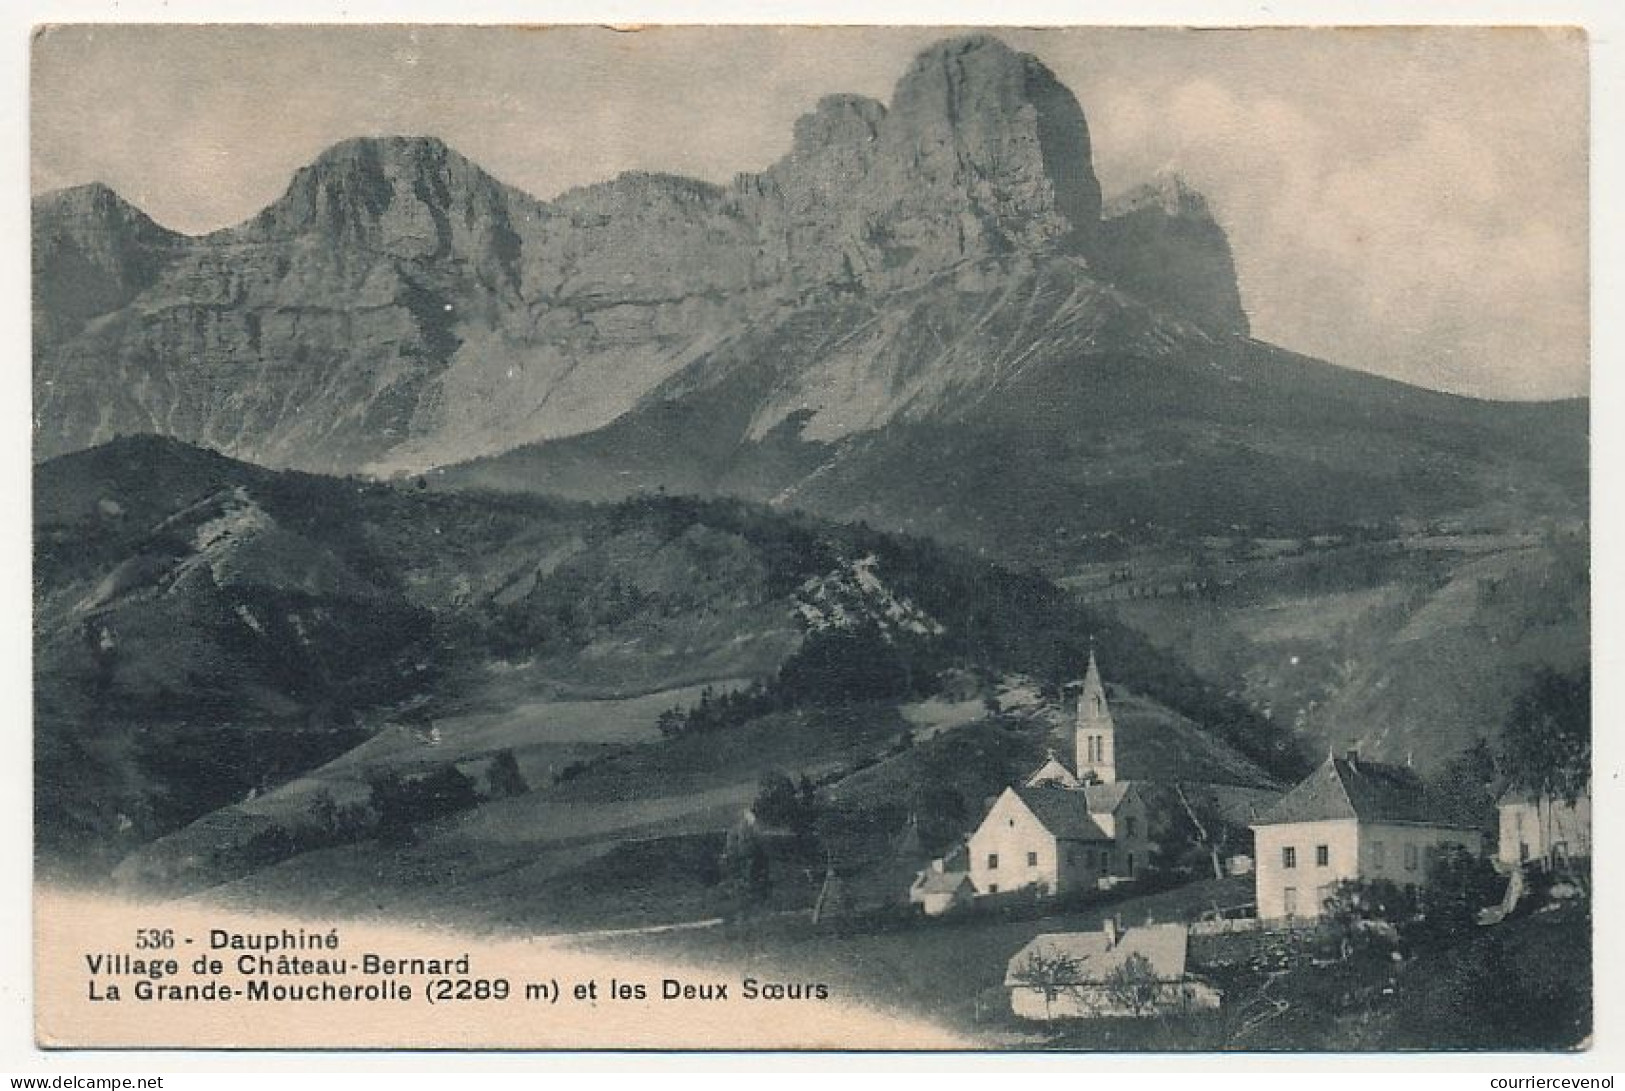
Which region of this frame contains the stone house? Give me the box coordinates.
[1250,751,1483,922]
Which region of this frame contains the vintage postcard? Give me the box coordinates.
[29,24,1591,1051]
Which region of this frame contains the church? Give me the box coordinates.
[963,651,1155,899]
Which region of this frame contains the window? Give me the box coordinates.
[1067,850,1076,866]
[1124,816,1138,838]
[1027,851,1038,868]
[1127,852,1136,876]
[987,853,999,870]
[988,883,998,894]
[1404,844,1419,871]
[1282,846,1297,869]
[1372,841,1386,869]
[1283,887,1298,916]
[1520,841,1530,862]
[1316,845,1329,867]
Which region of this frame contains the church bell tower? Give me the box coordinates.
[1075,647,1116,784]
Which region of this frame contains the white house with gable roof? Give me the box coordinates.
[964,651,1155,898]
[1251,750,1484,921]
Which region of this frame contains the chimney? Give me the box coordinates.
[931,858,945,873]
[1345,748,1360,766]
[1103,916,1119,949]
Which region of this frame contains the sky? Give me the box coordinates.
[30,24,1589,400]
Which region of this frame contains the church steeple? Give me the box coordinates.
[1075,646,1117,784]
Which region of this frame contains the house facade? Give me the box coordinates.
[1497,787,1591,868]
[1251,752,1483,921]
[969,786,1114,897]
[964,651,1156,898]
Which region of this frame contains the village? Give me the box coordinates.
[873,650,1595,1030]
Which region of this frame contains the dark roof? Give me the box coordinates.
[1254,756,1473,827]
[913,868,974,895]
[1082,782,1131,814]
[1013,787,1111,841]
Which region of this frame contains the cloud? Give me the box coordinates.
[1076,39,1586,400]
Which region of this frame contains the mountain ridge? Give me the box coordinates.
[34,34,1263,477]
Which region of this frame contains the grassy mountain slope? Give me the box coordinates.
[37,437,1300,883]
[441,257,1586,573]
[1100,530,1588,770]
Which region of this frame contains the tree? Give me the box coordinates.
[1426,738,1500,831]
[1321,878,1408,960]
[1418,845,1503,942]
[719,819,772,912]
[655,706,686,739]
[910,783,968,856]
[1172,782,1232,881]
[1501,668,1590,869]
[487,749,529,799]
[752,770,803,828]
[367,765,479,846]
[1011,947,1083,1021]
[1104,951,1164,1018]
[1501,668,1590,804]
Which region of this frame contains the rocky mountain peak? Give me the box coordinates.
[738,35,1107,293]
[882,34,1102,247]
[32,181,183,345]
[1104,172,1211,219]
[37,180,138,219]
[237,135,533,265]
[33,182,181,249]
[787,94,888,161]
[1096,170,1249,336]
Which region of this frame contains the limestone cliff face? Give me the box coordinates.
[33,35,1247,474]
[739,35,1102,292]
[872,35,1100,257]
[32,183,183,346]
[1096,173,1250,336]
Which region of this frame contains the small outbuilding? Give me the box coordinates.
[909,860,975,916]
[1004,922,1221,1020]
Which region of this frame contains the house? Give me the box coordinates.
[969,785,1117,897]
[1497,786,1591,869]
[1004,922,1221,1020]
[909,859,976,916]
[1250,750,1484,922]
[965,651,1155,898]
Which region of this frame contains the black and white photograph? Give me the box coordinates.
[22,20,1598,1055]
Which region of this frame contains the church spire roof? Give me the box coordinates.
[1078,647,1108,719]
[1075,645,1117,784]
